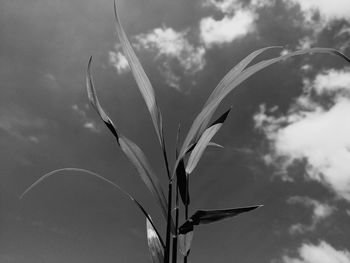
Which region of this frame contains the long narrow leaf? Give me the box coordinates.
[20,168,165,248]
[179,205,262,234]
[147,218,164,263]
[87,57,119,140]
[173,47,350,180]
[119,136,168,221]
[86,59,168,224]
[186,108,231,174]
[113,0,163,146]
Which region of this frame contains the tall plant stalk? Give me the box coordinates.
[172,178,180,263]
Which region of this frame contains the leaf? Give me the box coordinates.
[177,46,282,162]
[20,168,164,248]
[176,124,190,206]
[208,142,224,149]
[186,141,223,154]
[147,218,164,263]
[86,56,119,140]
[119,136,168,222]
[173,47,350,179]
[113,0,163,146]
[179,205,262,234]
[178,231,194,256]
[86,59,168,224]
[186,108,231,174]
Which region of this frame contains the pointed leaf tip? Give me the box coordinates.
[179,205,262,234]
[113,0,163,147]
[86,57,119,140]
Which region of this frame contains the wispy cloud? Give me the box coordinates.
[71,104,100,133]
[281,241,350,263]
[287,196,334,234]
[255,68,350,202]
[136,26,206,73]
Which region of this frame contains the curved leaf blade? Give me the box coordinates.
[86,59,168,224]
[86,57,119,140]
[179,205,262,234]
[186,108,231,174]
[113,0,163,146]
[20,168,165,248]
[147,218,164,263]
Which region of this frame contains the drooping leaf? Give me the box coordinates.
[113,0,163,146]
[119,136,168,221]
[86,56,119,140]
[173,47,350,179]
[179,205,262,234]
[178,231,194,256]
[86,59,169,224]
[147,218,164,263]
[20,168,164,248]
[186,108,231,174]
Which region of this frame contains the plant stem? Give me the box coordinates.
[165,180,173,263]
[184,175,189,263]
[172,181,179,263]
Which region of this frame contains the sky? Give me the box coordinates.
[1,0,350,262]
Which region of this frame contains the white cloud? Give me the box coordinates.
[109,51,129,74]
[200,10,256,47]
[255,68,350,202]
[136,27,206,74]
[290,0,350,22]
[313,69,350,95]
[287,196,334,234]
[282,241,350,263]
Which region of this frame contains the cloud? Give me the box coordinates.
[312,69,350,95]
[290,0,350,22]
[282,241,350,263]
[109,51,129,74]
[133,26,206,91]
[0,106,46,143]
[254,68,350,202]
[71,104,100,133]
[287,196,334,234]
[199,9,256,47]
[136,27,206,74]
